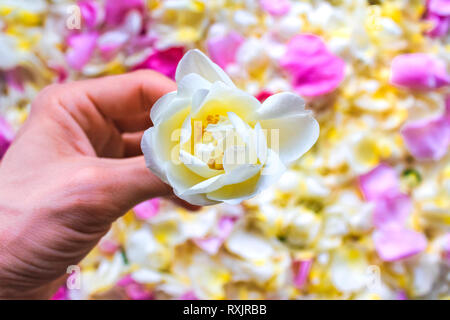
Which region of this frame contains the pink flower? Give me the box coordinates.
[0,117,14,160]
[358,164,400,201]
[133,198,160,220]
[373,227,427,262]
[292,259,312,289]
[79,0,101,29]
[260,0,291,16]
[207,31,244,69]
[105,0,144,26]
[66,32,98,71]
[401,104,450,161]
[193,216,237,255]
[133,47,184,80]
[390,54,450,90]
[280,34,345,97]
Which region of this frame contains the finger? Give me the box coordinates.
[68,70,177,119]
[122,131,143,157]
[166,195,202,212]
[92,156,172,213]
[114,113,151,133]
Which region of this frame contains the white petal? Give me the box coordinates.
[258,149,286,189]
[182,174,224,195]
[166,162,204,195]
[192,89,210,112]
[175,49,235,87]
[173,188,220,206]
[254,122,268,164]
[179,150,222,178]
[191,81,260,120]
[259,114,319,164]
[255,92,307,120]
[149,92,176,124]
[180,116,191,145]
[177,73,211,97]
[141,127,169,184]
[227,111,252,145]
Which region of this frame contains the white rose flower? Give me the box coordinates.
[141,49,319,205]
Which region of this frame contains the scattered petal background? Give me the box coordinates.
[0,0,449,300]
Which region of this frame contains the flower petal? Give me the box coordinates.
[177,73,212,98]
[373,193,412,229]
[358,164,399,201]
[133,47,184,79]
[373,227,427,262]
[180,150,222,178]
[141,127,169,184]
[260,0,291,16]
[256,92,307,120]
[66,32,98,71]
[280,34,345,97]
[134,198,160,220]
[258,113,319,164]
[401,113,450,161]
[207,31,244,69]
[175,49,235,87]
[390,54,450,90]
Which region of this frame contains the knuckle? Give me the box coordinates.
[32,84,64,111]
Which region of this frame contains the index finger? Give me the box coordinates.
[68,69,177,119]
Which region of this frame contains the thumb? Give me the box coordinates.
[93,156,172,212]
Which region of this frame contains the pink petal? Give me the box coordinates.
[280,34,345,97]
[51,286,68,300]
[0,117,14,159]
[133,47,184,80]
[373,193,412,229]
[193,216,237,255]
[98,238,120,254]
[105,0,144,26]
[65,32,98,71]
[390,54,450,90]
[117,274,135,287]
[358,164,400,201]
[260,0,291,16]
[79,0,101,29]
[255,90,273,103]
[193,237,223,255]
[373,227,427,262]
[125,283,154,300]
[425,12,450,38]
[401,112,450,161]
[292,259,312,289]
[179,291,199,300]
[133,198,160,220]
[429,0,450,16]
[207,31,244,69]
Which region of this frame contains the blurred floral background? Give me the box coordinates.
[0,0,449,300]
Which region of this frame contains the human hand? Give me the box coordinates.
[0,70,197,299]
